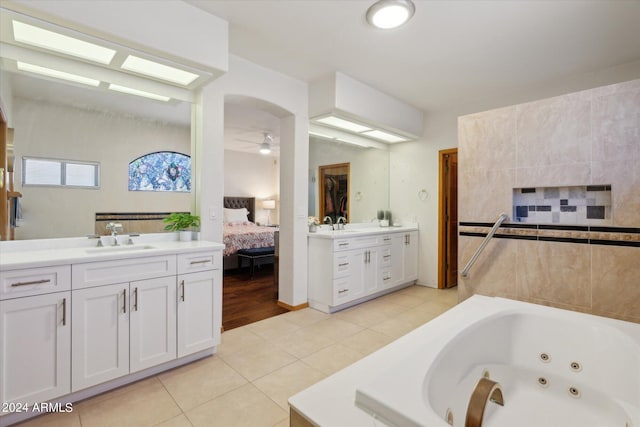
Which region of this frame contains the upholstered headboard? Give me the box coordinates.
[223,196,255,223]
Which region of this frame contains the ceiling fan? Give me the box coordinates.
[234,132,279,155]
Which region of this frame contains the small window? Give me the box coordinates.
[22,157,100,188]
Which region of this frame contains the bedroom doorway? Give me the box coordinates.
[222,95,287,330]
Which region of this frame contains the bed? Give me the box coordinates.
[223,196,278,270]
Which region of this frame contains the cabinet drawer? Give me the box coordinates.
[177,251,221,274]
[380,248,392,267]
[1,265,71,300]
[333,253,353,279]
[333,235,379,252]
[73,255,176,289]
[333,278,352,304]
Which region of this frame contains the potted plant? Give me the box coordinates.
[163,212,201,241]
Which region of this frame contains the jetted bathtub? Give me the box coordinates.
[355,296,640,427]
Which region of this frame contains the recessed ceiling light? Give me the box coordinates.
[12,20,116,64]
[315,116,372,133]
[121,55,199,86]
[366,0,415,29]
[361,129,408,143]
[108,84,170,102]
[17,61,100,87]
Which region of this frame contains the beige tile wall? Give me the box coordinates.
[458,79,640,323]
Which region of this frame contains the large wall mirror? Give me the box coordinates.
[308,136,389,224]
[1,65,192,240]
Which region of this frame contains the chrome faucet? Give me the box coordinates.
[323,216,334,230]
[105,222,123,246]
[465,377,504,427]
[336,216,347,230]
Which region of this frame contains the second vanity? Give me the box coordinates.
[308,226,418,313]
[0,235,224,426]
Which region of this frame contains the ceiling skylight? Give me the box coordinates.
[315,116,372,133]
[12,20,116,64]
[121,55,199,86]
[362,129,408,143]
[17,61,100,87]
[108,84,170,102]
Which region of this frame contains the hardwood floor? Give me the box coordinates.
[222,264,288,331]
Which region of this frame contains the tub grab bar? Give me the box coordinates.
[460,213,508,278]
[465,377,504,427]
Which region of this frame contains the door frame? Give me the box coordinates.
[437,148,458,289]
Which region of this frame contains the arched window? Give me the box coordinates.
[128,151,191,192]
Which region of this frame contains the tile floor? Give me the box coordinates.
[14,285,457,427]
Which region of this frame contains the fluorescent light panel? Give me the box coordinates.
[336,138,370,148]
[13,20,116,64]
[121,55,199,86]
[361,129,408,143]
[17,61,100,87]
[108,84,170,102]
[309,130,336,140]
[315,116,372,133]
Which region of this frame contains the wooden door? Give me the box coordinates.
[318,163,350,224]
[438,149,458,288]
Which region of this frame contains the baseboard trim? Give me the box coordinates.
[277,300,309,311]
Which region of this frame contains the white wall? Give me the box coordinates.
[13,97,190,239]
[390,58,640,288]
[224,149,279,224]
[0,70,14,125]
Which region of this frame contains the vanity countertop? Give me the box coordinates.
[308,225,418,239]
[0,239,224,270]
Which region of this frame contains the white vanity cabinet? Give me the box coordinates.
[71,256,178,391]
[176,251,221,357]
[0,240,223,425]
[390,231,419,287]
[0,290,71,407]
[71,282,130,391]
[308,228,417,313]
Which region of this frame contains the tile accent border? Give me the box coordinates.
[459,222,640,247]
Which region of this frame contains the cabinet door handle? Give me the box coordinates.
[338,289,348,294]
[383,276,391,282]
[123,289,127,313]
[383,255,391,259]
[180,280,185,302]
[384,237,391,242]
[11,279,51,287]
[338,263,349,267]
[62,298,67,326]
[338,243,349,247]
[190,259,211,265]
[133,287,139,311]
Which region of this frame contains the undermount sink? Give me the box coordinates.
[85,244,156,254]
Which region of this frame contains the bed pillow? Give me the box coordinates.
[224,208,249,224]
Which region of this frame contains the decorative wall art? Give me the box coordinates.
[128,151,191,192]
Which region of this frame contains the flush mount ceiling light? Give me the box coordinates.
[121,55,199,86]
[17,61,100,87]
[259,133,273,155]
[108,83,171,102]
[366,0,415,29]
[12,20,116,64]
